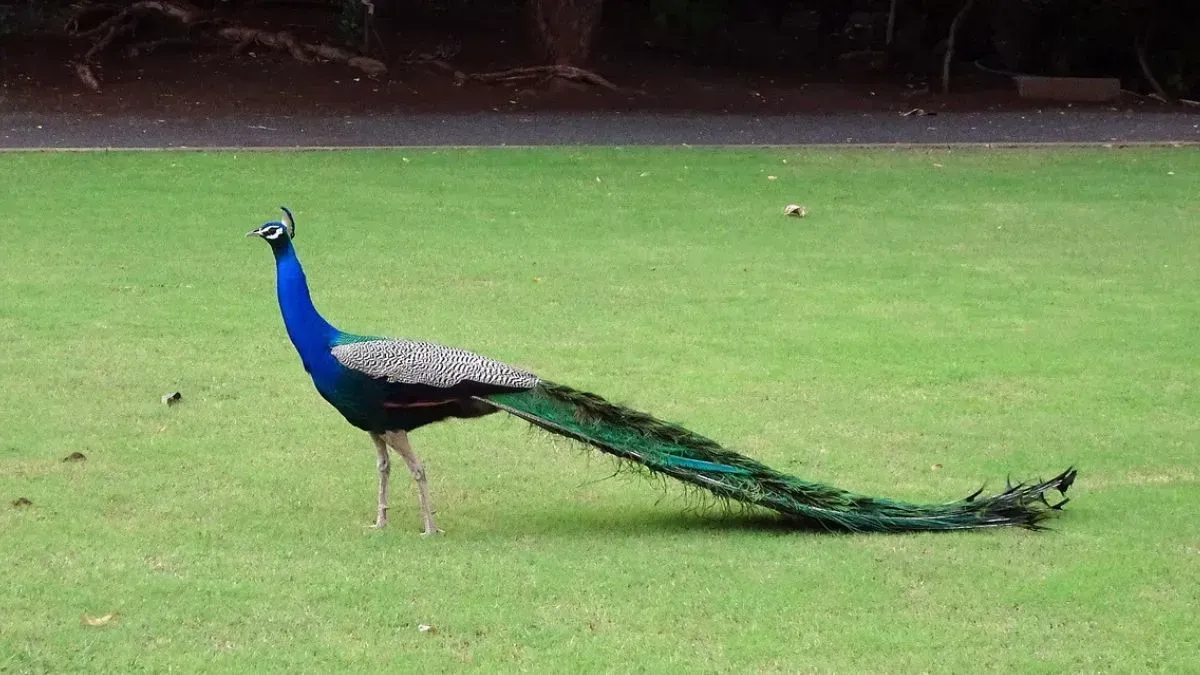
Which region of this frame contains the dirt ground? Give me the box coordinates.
[0,6,1167,119]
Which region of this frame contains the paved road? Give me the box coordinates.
[2,110,1198,148]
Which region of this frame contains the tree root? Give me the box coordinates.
[397,42,461,74]
[73,0,202,37]
[125,36,198,58]
[453,64,629,93]
[66,0,386,91]
[66,1,625,96]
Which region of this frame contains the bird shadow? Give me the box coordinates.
[493,504,848,539]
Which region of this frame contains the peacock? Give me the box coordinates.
[248,207,1077,535]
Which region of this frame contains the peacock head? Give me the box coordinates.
[247,206,296,251]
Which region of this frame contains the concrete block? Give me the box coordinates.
[1014,75,1122,102]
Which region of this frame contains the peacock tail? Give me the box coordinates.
[485,382,1077,532]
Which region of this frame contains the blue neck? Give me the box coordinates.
[273,243,339,367]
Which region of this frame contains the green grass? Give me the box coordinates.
[1,147,1197,672]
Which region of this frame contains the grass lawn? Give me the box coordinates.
[1,147,1197,672]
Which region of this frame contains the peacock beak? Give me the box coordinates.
[246,228,262,238]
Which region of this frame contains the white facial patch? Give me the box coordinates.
[263,226,284,240]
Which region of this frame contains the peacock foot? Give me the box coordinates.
[369,508,388,529]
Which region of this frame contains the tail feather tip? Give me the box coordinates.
[1056,467,1078,494]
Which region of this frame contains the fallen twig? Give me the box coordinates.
[72,62,101,91]
[885,0,897,46]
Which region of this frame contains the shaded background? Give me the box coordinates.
[1,0,1198,115]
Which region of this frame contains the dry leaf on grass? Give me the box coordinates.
[931,464,943,471]
[62,452,87,463]
[417,623,436,633]
[12,497,33,508]
[784,204,808,217]
[81,613,119,627]
[161,392,182,406]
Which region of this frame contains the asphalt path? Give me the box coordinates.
[1,110,1198,149]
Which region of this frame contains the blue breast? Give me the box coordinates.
[271,242,436,432]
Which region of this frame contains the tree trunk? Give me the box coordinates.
[528,0,604,66]
[983,0,1034,73]
[942,0,977,94]
[814,0,853,65]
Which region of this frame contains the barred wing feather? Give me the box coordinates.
[331,338,539,391]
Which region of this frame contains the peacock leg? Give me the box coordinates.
[384,430,443,535]
[369,432,390,528]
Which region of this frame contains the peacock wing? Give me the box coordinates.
[330,338,540,394]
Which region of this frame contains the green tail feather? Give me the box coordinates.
[484,381,1077,532]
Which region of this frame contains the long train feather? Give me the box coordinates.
[483,381,1076,532]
